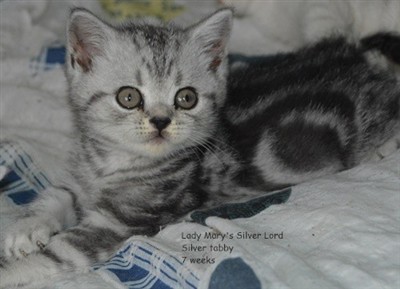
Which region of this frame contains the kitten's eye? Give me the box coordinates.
[175,88,198,110]
[116,87,142,109]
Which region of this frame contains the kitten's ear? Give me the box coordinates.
[67,8,110,73]
[188,9,233,71]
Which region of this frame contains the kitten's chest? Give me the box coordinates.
[91,157,206,227]
[79,143,240,214]
[95,151,198,195]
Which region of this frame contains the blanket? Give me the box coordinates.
[1,139,399,289]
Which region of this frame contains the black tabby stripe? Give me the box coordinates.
[86,92,108,108]
[227,38,364,109]
[100,155,173,178]
[136,70,143,86]
[151,177,209,216]
[160,179,182,192]
[42,249,63,264]
[230,90,355,142]
[203,93,217,101]
[96,197,160,228]
[145,61,153,74]
[155,53,168,77]
[175,70,183,86]
[185,163,209,208]
[0,256,7,268]
[63,227,126,261]
[80,135,104,177]
[226,89,357,177]
[267,91,355,123]
[166,59,173,77]
[106,154,196,185]
[272,122,345,170]
[87,137,108,159]
[55,185,84,222]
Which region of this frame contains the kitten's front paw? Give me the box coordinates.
[4,216,61,259]
[376,132,400,159]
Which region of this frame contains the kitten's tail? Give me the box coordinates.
[360,32,400,65]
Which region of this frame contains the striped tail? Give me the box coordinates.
[361,32,400,64]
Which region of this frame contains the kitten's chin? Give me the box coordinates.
[136,137,176,158]
[149,135,167,146]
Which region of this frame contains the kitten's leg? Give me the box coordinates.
[0,212,149,288]
[3,186,80,259]
[368,130,400,161]
[0,165,9,180]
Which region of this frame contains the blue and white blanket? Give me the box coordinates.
[1,138,399,289]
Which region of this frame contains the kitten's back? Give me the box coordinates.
[224,35,400,187]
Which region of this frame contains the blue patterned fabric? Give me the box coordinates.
[191,188,291,225]
[29,43,66,75]
[95,241,200,289]
[0,142,50,204]
[208,258,261,289]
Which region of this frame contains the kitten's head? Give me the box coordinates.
[66,8,232,158]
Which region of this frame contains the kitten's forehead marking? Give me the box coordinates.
[135,70,142,86]
[121,25,183,78]
[175,70,183,86]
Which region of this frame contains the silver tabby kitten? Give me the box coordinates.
[1,8,399,288]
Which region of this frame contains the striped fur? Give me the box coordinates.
[1,8,399,288]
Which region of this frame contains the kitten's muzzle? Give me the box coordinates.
[150,117,171,132]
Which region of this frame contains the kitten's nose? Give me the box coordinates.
[150,117,171,131]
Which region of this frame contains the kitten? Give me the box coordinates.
[1,8,399,288]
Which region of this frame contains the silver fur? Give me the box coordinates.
[1,7,399,288]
